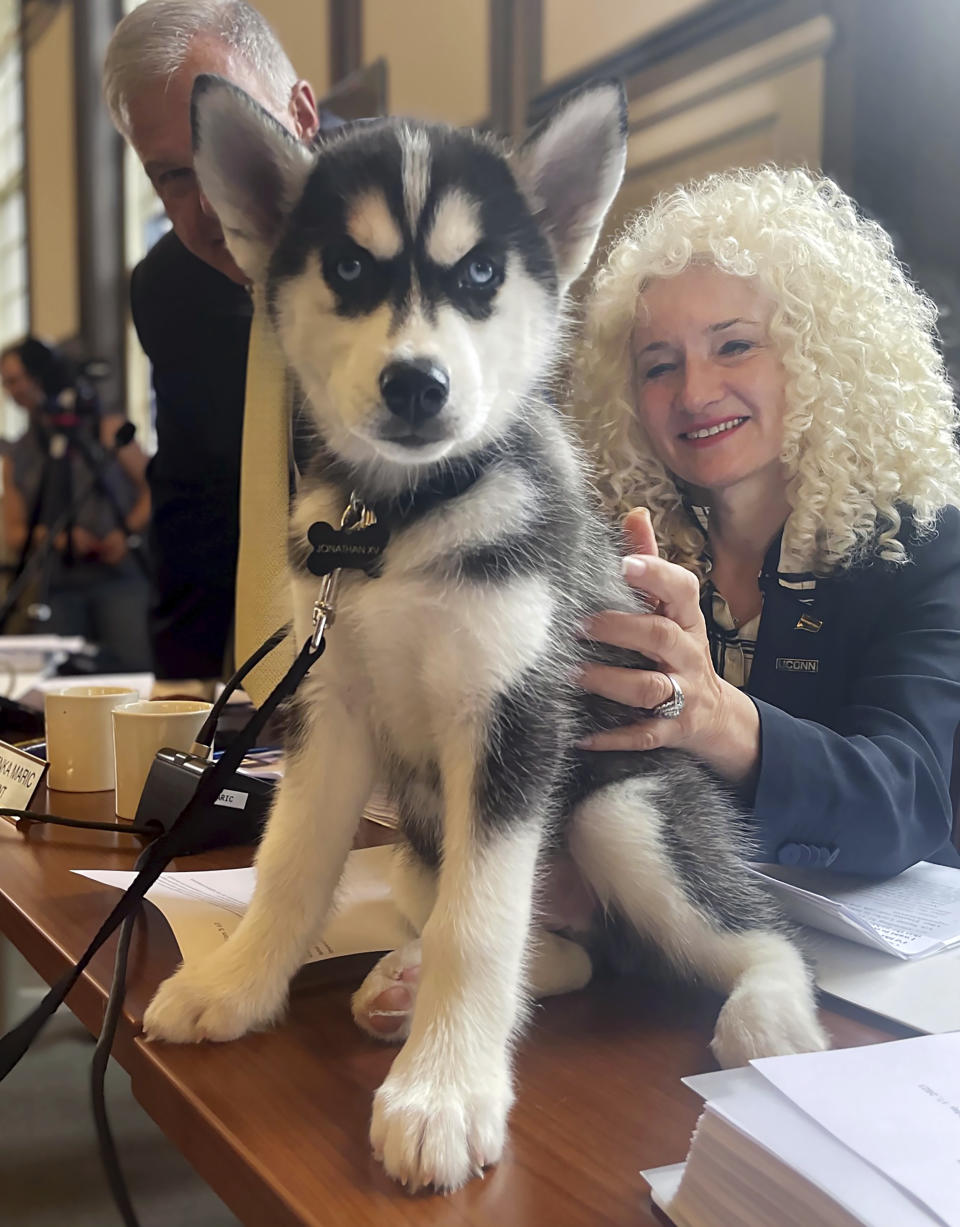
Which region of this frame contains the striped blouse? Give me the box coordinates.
[688,505,816,690]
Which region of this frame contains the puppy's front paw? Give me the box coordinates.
[142,954,287,1044]
[710,982,830,1068]
[370,1049,513,1192]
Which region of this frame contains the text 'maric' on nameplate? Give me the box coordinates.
[0,741,48,815]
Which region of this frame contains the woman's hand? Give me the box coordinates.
[577,508,761,785]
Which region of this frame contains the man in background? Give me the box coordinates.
[103,0,331,692]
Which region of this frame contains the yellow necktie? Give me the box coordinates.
[235,291,295,705]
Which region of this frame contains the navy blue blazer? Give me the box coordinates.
[739,505,960,876]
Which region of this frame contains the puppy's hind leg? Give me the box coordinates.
[351,831,593,1046]
[704,928,829,1069]
[569,771,828,1068]
[143,679,376,1044]
[529,929,593,997]
[354,927,592,1044]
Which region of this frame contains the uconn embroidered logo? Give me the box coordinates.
[776,657,819,673]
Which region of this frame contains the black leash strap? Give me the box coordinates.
[0,633,324,1081]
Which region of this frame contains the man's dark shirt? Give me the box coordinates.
[131,230,252,679]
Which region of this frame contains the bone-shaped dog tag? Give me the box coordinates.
[306,519,389,576]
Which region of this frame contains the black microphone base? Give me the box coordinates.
[135,749,274,852]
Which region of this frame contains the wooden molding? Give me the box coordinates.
[489,0,542,137]
[72,0,125,410]
[330,0,363,86]
[19,9,32,333]
[627,13,833,133]
[20,0,67,49]
[318,58,388,120]
[530,0,777,121]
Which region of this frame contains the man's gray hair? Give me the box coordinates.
[103,0,297,136]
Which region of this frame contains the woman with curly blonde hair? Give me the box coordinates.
[573,165,960,876]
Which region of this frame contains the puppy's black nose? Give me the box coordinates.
[379,359,449,425]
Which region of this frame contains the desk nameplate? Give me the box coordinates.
[0,739,48,813]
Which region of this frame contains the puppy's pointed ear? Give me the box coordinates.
[514,82,627,293]
[191,74,314,282]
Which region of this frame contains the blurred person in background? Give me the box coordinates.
[103,0,336,696]
[1,337,152,671]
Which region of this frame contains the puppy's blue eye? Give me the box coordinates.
[336,258,363,282]
[462,257,496,288]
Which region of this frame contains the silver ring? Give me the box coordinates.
[649,673,685,719]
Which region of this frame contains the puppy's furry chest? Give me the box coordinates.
[289,482,556,767]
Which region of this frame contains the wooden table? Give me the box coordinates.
[0,785,902,1226]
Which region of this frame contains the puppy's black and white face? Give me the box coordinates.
[271,124,564,471]
[192,79,626,482]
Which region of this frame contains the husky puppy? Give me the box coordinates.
[143,77,827,1192]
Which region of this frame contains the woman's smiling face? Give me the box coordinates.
[631,264,789,494]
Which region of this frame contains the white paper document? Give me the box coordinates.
[643,1034,960,1227]
[641,1163,684,1219]
[752,861,960,958]
[752,1035,960,1227]
[12,671,153,706]
[650,1071,928,1227]
[74,844,411,964]
[0,637,92,699]
[0,634,86,657]
[805,929,960,1035]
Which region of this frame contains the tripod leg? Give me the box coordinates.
[0,453,58,633]
[71,435,152,581]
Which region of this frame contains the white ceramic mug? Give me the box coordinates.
[44,686,140,792]
[112,699,213,821]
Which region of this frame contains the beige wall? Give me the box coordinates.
[257,0,331,99]
[364,0,489,123]
[26,5,78,343]
[542,0,710,85]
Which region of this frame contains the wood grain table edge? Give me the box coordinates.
[0,815,202,1067]
[132,1034,316,1227]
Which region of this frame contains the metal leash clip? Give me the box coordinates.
[310,493,378,649]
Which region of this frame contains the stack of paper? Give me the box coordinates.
[12,670,152,707]
[0,634,86,663]
[643,1034,960,1227]
[751,861,960,959]
[0,635,88,697]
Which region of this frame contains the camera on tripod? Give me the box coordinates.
[0,338,146,644]
[24,346,113,552]
[42,366,104,433]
